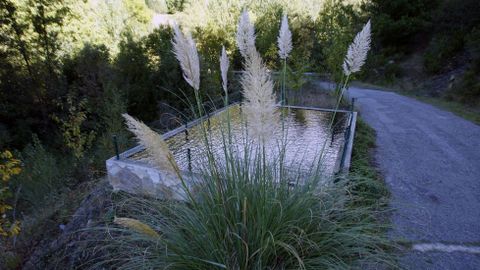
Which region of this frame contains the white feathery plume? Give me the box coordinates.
[236,10,256,59]
[278,14,292,60]
[122,113,179,174]
[241,50,279,142]
[172,24,200,91]
[342,20,371,76]
[220,46,229,94]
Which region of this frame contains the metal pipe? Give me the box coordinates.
[207,111,211,130]
[113,135,120,160]
[184,119,189,140]
[187,148,192,172]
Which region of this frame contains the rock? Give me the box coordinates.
[106,157,200,201]
[22,180,113,270]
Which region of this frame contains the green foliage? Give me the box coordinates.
[0,150,22,238]
[423,34,463,74]
[13,136,65,208]
[433,0,480,37]
[94,84,130,168]
[124,0,153,25]
[165,0,186,13]
[82,175,395,269]
[51,94,96,159]
[144,27,185,90]
[285,64,308,91]
[448,69,480,106]
[194,26,230,96]
[64,0,153,55]
[115,35,158,121]
[63,44,113,119]
[115,27,193,122]
[363,52,403,84]
[350,118,389,206]
[145,0,168,13]
[315,0,360,81]
[423,0,480,74]
[255,4,283,68]
[363,0,439,52]
[0,0,70,146]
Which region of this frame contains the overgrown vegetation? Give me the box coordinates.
[0,151,21,238]
[349,118,389,206]
[55,15,399,269]
[362,0,480,109]
[2,0,476,267]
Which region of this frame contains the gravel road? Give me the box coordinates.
[345,86,480,269]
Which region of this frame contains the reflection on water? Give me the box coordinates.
[160,105,348,177]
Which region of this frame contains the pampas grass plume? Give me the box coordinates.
[122,113,178,174]
[220,46,229,94]
[114,217,160,238]
[241,50,278,142]
[343,20,371,76]
[236,10,256,59]
[278,14,292,60]
[172,24,200,91]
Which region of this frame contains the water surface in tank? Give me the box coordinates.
[135,105,349,177]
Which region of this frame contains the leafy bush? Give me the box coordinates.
[0,150,21,238]
[51,94,96,160]
[165,0,186,13]
[448,69,480,106]
[363,0,439,52]
[444,28,480,105]
[115,35,158,122]
[12,137,66,209]
[94,84,131,169]
[315,0,360,81]
[255,4,283,68]
[423,34,464,74]
[145,0,168,13]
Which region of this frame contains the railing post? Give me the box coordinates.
[184,118,189,140]
[207,111,211,130]
[113,135,120,160]
[350,97,356,112]
[187,148,192,172]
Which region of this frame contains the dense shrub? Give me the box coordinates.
[363,0,439,52]
[0,150,21,238]
[94,83,131,169]
[255,4,283,68]
[12,137,66,209]
[316,0,361,81]
[423,34,464,74]
[447,69,480,106]
[423,0,480,74]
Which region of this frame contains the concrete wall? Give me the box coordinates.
[106,106,357,199]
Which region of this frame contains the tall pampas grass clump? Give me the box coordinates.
[122,113,178,174]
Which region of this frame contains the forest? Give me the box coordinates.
[1,0,479,268]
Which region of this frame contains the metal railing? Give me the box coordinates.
[338,98,357,172]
